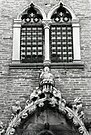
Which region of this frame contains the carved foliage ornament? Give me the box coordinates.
[5,97,89,135]
[4,67,89,135]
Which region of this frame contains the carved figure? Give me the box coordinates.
[50,96,58,107]
[30,90,38,102]
[72,97,84,119]
[53,87,61,100]
[11,101,21,115]
[40,66,55,86]
[25,100,31,109]
[61,98,66,107]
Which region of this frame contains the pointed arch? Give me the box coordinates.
[5,67,89,135]
[47,2,78,20]
[17,2,46,20]
[12,2,46,63]
[47,2,81,63]
[5,98,89,135]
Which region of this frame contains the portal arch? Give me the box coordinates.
[5,67,89,135]
[5,98,89,135]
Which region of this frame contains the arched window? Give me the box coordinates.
[12,3,46,64]
[50,3,73,63]
[20,3,44,63]
[12,2,81,68]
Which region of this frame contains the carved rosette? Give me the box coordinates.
[9,128,15,135]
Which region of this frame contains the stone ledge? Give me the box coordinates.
[50,62,84,69]
[9,63,43,69]
[9,62,84,69]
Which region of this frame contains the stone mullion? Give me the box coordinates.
[43,21,51,66]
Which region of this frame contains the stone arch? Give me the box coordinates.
[17,2,46,20]
[5,97,89,135]
[47,2,78,20]
[5,66,89,135]
[47,2,81,62]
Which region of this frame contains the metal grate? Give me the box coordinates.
[50,25,73,63]
[20,25,44,63]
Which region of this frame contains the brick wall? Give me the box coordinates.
[0,0,91,126]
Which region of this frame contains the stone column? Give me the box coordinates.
[43,21,51,66]
[12,19,22,63]
[72,21,81,62]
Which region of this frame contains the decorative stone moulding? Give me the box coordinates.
[4,66,89,135]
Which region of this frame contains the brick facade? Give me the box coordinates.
[0,0,91,129]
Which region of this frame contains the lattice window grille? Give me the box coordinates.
[20,25,44,63]
[50,25,73,63]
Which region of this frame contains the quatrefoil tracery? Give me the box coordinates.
[51,3,72,23]
[21,3,43,24]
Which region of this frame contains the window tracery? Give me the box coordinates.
[20,3,44,63]
[12,2,81,67]
[50,3,73,63]
[21,3,43,24]
[51,3,72,23]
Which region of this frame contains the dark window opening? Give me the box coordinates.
[50,25,73,63]
[20,3,44,63]
[20,25,44,63]
[50,3,73,63]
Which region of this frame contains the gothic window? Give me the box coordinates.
[20,4,44,63]
[12,3,81,67]
[50,3,73,63]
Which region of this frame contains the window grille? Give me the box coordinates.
[20,25,44,63]
[20,3,44,63]
[12,3,81,65]
[50,3,73,63]
[50,25,73,63]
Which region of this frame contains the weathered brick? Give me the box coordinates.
[0,0,91,125]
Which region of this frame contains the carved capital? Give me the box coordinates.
[42,20,52,29]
